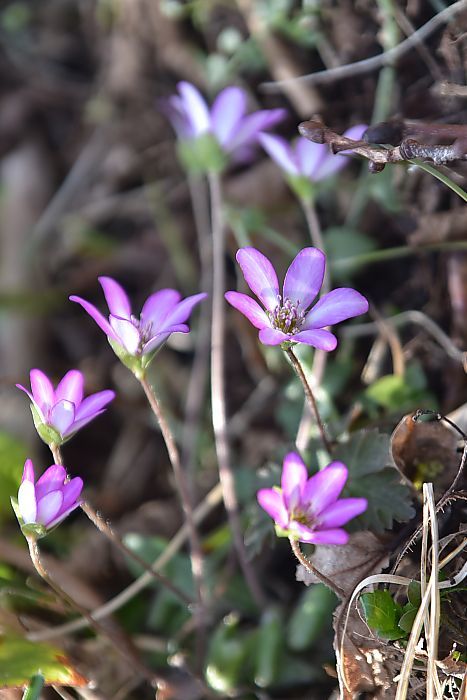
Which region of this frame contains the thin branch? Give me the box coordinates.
[208,170,266,607]
[261,0,467,89]
[289,537,344,596]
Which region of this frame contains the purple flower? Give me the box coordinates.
[17,369,114,444]
[165,81,286,156]
[70,277,207,366]
[16,459,83,534]
[257,452,367,545]
[259,125,367,182]
[225,247,368,349]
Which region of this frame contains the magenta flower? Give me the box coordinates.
[259,125,367,182]
[70,277,206,371]
[258,453,367,545]
[15,459,83,535]
[17,369,114,445]
[165,81,286,156]
[225,247,368,348]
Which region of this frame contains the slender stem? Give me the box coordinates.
[288,537,344,596]
[139,375,207,614]
[26,536,157,683]
[300,198,330,295]
[285,347,332,454]
[409,159,467,202]
[182,175,213,493]
[208,170,266,607]
[49,444,192,607]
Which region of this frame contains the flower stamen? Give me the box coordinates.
[269,296,305,335]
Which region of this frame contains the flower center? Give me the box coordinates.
[291,507,315,528]
[131,316,152,351]
[269,296,305,335]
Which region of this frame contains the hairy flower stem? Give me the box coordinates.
[288,537,343,596]
[301,198,330,295]
[49,444,192,607]
[182,175,213,493]
[26,536,157,683]
[208,170,266,607]
[285,347,332,455]
[139,377,207,615]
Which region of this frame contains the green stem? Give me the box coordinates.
[332,240,467,272]
[288,537,343,596]
[409,160,467,202]
[22,675,44,700]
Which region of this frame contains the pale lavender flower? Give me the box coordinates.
[257,452,367,545]
[165,81,286,155]
[16,459,83,532]
[70,277,207,359]
[225,247,368,348]
[259,125,367,182]
[17,369,114,443]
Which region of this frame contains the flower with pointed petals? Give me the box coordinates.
[17,369,114,446]
[164,81,286,170]
[13,460,83,538]
[257,453,367,545]
[70,277,207,377]
[225,247,368,349]
[259,125,367,200]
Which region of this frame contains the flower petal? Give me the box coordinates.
[140,289,181,329]
[74,390,115,424]
[50,400,75,436]
[292,329,337,351]
[16,384,34,404]
[35,465,67,502]
[69,296,118,341]
[281,452,308,511]
[303,461,348,516]
[109,316,141,354]
[142,325,189,355]
[258,327,288,345]
[177,81,211,136]
[160,293,207,329]
[283,248,325,309]
[295,138,328,179]
[18,480,37,524]
[224,292,269,330]
[46,501,82,530]
[30,369,55,411]
[162,95,194,139]
[318,498,368,528]
[37,490,63,527]
[55,370,84,406]
[236,248,279,312]
[304,288,369,329]
[21,459,35,484]
[257,488,288,528]
[99,277,132,320]
[211,86,247,146]
[298,527,349,545]
[343,124,367,142]
[62,477,83,510]
[259,133,298,176]
[229,109,286,152]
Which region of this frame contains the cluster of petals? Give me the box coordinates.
[225,247,368,348]
[17,369,114,441]
[165,81,286,155]
[259,124,367,182]
[17,460,83,531]
[257,453,367,545]
[70,277,206,357]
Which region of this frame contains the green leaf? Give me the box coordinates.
[0,433,27,523]
[0,633,87,688]
[345,468,415,532]
[254,608,283,688]
[333,429,391,478]
[360,590,405,641]
[287,584,337,651]
[407,580,421,607]
[326,227,377,282]
[205,616,250,693]
[365,365,435,413]
[398,606,417,634]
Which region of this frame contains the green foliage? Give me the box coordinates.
[364,363,436,415]
[360,589,406,641]
[0,433,27,523]
[325,226,377,282]
[22,674,44,700]
[334,429,415,531]
[287,584,337,651]
[0,633,86,688]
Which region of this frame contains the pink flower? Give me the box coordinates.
[225,247,368,348]
[17,369,114,444]
[16,460,83,533]
[257,453,367,545]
